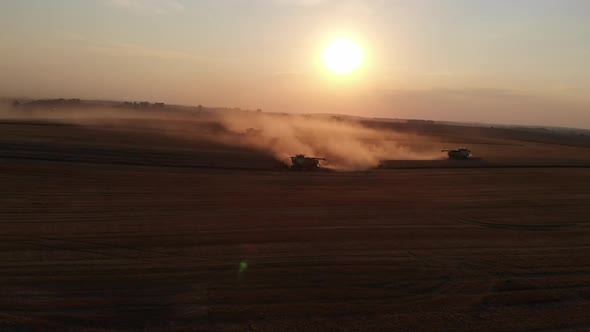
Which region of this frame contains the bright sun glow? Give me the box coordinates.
[323,38,364,75]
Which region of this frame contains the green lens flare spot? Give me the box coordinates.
[239,261,248,273]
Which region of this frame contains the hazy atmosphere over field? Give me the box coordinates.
[1,0,589,127]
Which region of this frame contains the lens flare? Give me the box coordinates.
[239,261,249,273]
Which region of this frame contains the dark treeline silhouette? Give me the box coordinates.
[11,98,168,110]
[13,98,82,108]
[7,97,265,115]
[122,101,165,109]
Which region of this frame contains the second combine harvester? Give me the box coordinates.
[441,147,472,159]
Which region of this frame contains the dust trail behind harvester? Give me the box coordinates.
[212,112,437,170]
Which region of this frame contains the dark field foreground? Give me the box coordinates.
[1,120,590,331]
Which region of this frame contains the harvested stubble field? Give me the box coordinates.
[1,116,590,331]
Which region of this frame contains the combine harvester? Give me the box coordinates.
[290,154,327,171]
[441,147,472,160]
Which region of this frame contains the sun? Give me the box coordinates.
[323,38,364,75]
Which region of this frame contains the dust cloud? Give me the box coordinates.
[212,112,436,170]
[0,103,437,170]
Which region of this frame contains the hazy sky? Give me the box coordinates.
[1,0,589,127]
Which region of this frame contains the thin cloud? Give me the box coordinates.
[263,0,331,6]
[273,71,305,78]
[89,41,199,61]
[105,0,184,15]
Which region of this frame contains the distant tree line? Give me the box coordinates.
[407,119,435,125]
[9,98,266,114]
[13,98,82,108]
[122,101,165,109]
